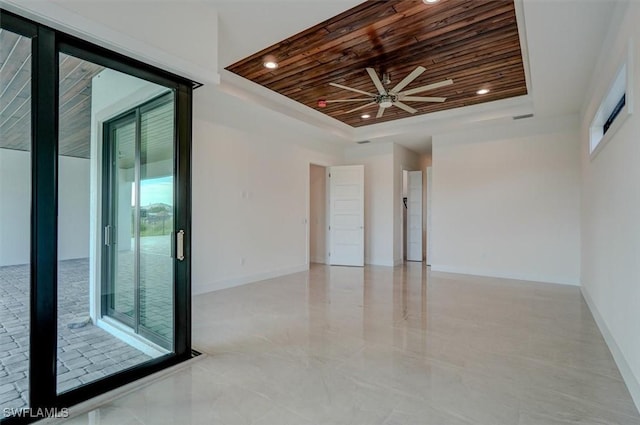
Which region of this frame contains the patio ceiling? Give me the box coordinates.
[1,29,104,159]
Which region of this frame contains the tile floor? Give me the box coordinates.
[62,263,640,424]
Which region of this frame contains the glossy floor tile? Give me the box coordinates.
[63,264,640,424]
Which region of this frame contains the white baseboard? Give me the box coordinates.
[192,264,309,295]
[429,264,579,286]
[581,286,640,413]
[310,256,326,264]
[365,257,395,267]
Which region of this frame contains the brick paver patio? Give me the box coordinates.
[0,259,153,410]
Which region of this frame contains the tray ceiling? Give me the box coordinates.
[226,0,528,127]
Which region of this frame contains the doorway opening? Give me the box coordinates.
[403,170,423,263]
[402,170,408,261]
[309,164,327,265]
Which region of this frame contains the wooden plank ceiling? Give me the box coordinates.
[226,0,527,127]
[1,28,104,158]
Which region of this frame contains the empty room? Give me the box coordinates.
[0,0,639,424]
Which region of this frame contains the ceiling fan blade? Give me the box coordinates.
[391,66,425,93]
[326,98,373,103]
[346,102,376,114]
[394,101,418,114]
[330,82,376,97]
[366,68,387,95]
[376,106,385,119]
[399,96,446,103]
[399,79,454,96]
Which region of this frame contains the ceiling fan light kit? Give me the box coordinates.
[378,95,396,108]
[325,66,453,119]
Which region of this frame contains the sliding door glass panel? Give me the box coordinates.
[110,117,136,325]
[139,95,174,348]
[57,52,173,395]
[0,29,31,412]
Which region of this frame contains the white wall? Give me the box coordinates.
[431,115,581,285]
[191,86,344,294]
[309,164,327,264]
[58,155,91,261]
[580,0,640,410]
[0,149,90,266]
[0,149,31,267]
[343,143,394,266]
[393,144,421,265]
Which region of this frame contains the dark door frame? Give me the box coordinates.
[103,111,139,332]
[102,92,175,351]
[0,9,196,425]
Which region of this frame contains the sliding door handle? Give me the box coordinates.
[176,229,185,261]
[104,225,111,246]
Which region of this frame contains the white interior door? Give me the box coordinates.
[407,171,422,262]
[329,165,364,266]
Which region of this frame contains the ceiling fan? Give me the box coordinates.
[323,66,453,118]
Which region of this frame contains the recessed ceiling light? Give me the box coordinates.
[476,88,490,95]
[423,0,439,3]
[263,55,278,69]
[361,114,371,119]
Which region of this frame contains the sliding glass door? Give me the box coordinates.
[1,9,194,424]
[103,93,175,350]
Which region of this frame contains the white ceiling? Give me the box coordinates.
[213,0,619,154]
[214,0,362,68]
[522,0,618,118]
